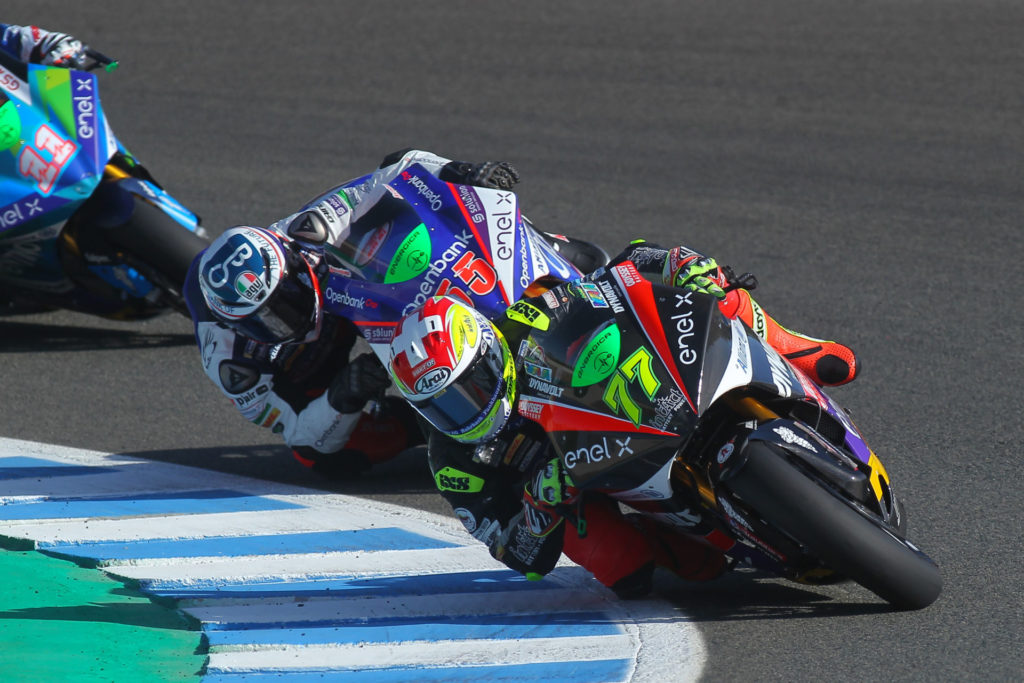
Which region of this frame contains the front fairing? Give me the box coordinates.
[320,164,581,361]
[514,262,875,493]
[0,58,117,237]
[513,264,712,492]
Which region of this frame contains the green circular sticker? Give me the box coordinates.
[572,322,621,387]
[0,101,22,151]
[384,222,432,283]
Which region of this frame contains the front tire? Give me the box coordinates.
[103,195,209,314]
[725,441,942,610]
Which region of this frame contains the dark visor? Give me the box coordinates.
[412,350,506,435]
[234,249,317,343]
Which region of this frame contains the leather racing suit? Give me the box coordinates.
[183,150,487,476]
[426,240,858,595]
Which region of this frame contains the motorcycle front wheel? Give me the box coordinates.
[725,441,942,610]
[102,193,210,315]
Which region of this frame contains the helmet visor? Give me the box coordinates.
[411,343,507,436]
[233,249,318,343]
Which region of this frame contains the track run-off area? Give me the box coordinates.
[0,437,703,681]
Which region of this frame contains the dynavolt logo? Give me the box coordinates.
[598,280,625,313]
[527,377,564,398]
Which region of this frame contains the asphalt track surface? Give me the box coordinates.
[2,1,1022,681]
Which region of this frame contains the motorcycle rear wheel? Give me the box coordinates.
[726,441,942,610]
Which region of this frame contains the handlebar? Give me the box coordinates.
[83,48,119,73]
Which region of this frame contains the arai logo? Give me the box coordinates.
[414,367,451,394]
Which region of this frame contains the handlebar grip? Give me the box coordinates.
[84,48,119,72]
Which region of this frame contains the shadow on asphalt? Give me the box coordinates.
[118,443,438,497]
[0,320,194,352]
[652,570,895,621]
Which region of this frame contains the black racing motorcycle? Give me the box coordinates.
[511,262,942,610]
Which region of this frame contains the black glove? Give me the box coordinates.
[441,161,520,190]
[327,352,391,414]
[379,148,414,168]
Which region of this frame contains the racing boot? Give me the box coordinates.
[719,288,860,387]
[666,248,859,387]
[341,396,426,466]
[292,397,426,480]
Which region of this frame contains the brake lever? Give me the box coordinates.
[722,266,758,293]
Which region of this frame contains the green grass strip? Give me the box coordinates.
[0,548,206,681]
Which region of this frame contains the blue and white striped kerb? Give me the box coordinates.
[0,437,704,681]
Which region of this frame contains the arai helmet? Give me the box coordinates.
[389,296,516,443]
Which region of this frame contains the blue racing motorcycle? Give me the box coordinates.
[318,163,608,361]
[0,47,208,319]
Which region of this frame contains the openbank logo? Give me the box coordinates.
[403,172,444,211]
[324,287,377,309]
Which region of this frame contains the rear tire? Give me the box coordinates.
[725,441,942,610]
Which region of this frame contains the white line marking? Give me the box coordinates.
[0,437,706,682]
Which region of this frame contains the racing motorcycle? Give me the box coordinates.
[507,262,942,610]
[304,162,607,474]
[316,164,941,610]
[0,48,208,319]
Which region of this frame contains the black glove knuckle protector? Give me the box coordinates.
[327,353,390,413]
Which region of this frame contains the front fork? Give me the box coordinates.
[669,396,811,575]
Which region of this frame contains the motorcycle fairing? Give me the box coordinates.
[321,164,582,363]
[0,57,158,305]
[115,175,200,232]
[0,221,73,294]
[733,418,871,498]
[0,60,116,235]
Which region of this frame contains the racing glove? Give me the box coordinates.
[665,250,728,300]
[34,31,89,68]
[522,457,577,537]
[327,352,392,414]
[441,160,521,190]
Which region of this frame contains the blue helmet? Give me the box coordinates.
[198,225,325,344]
